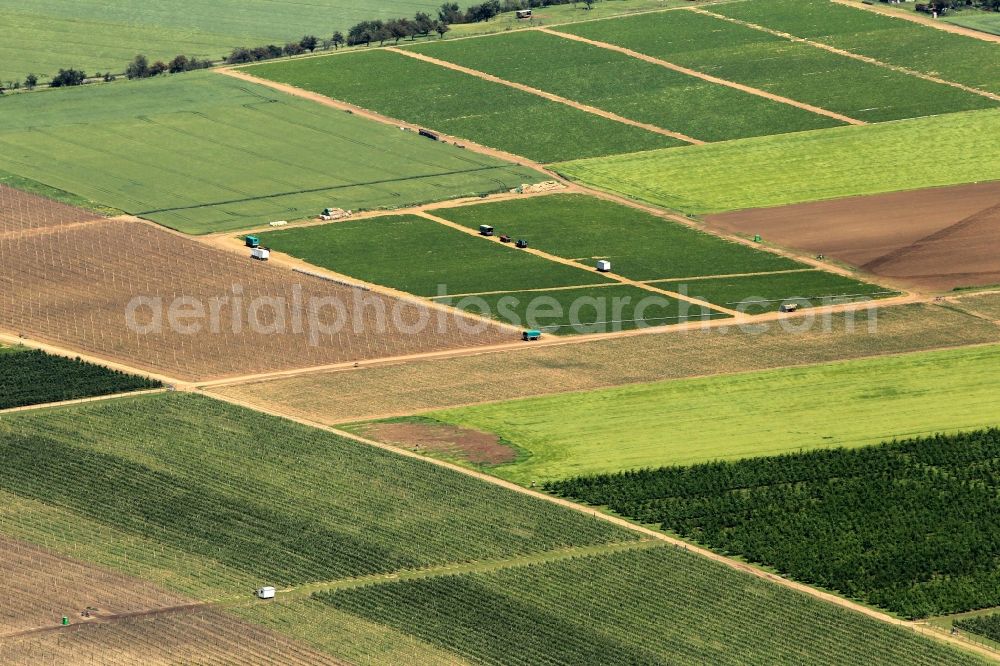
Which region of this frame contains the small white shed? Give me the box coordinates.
[256,586,276,600]
[596,260,611,272]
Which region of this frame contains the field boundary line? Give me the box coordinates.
[197,231,526,337]
[0,330,182,388]
[540,27,866,125]
[644,267,818,283]
[217,67,564,175]
[275,540,657,601]
[0,388,170,416]
[385,47,705,145]
[205,187,569,238]
[432,282,623,299]
[200,389,997,662]
[831,0,1000,44]
[0,217,109,242]
[863,201,1000,272]
[689,7,1000,103]
[414,210,741,316]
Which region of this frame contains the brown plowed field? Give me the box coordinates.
[0,536,188,635]
[0,216,510,381]
[2,608,341,665]
[704,182,1000,291]
[0,185,103,235]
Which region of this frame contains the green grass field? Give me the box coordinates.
[412,344,1000,483]
[433,284,727,334]
[556,109,1000,214]
[654,271,893,313]
[249,49,681,163]
[0,0,442,83]
[558,9,997,121]
[257,214,609,297]
[713,0,1000,94]
[433,195,804,280]
[0,393,631,597]
[316,546,983,665]
[0,72,541,234]
[406,30,841,141]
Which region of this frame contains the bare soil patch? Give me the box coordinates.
[2,608,340,665]
[0,184,103,236]
[704,181,1000,291]
[360,421,517,466]
[0,535,189,636]
[0,216,509,381]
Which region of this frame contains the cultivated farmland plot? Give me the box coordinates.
[548,429,1000,619]
[558,9,997,121]
[413,344,1000,483]
[317,546,981,665]
[249,50,681,163]
[406,30,841,141]
[0,393,633,597]
[0,0,442,83]
[714,0,1000,94]
[208,302,1000,425]
[3,608,337,665]
[0,192,513,381]
[260,194,884,331]
[704,181,1000,291]
[0,347,160,410]
[0,535,188,634]
[557,109,1000,214]
[0,72,541,234]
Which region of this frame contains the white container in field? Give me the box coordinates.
[256,586,276,599]
[269,220,288,227]
[251,248,270,261]
[596,260,611,272]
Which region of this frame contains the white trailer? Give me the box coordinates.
[256,586,276,600]
[251,248,270,261]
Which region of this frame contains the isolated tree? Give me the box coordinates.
[24,73,38,90]
[435,20,450,38]
[332,31,345,49]
[300,35,319,52]
[125,55,150,79]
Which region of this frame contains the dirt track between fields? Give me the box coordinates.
[832,0,1000,43]
[690,7,1000,102]
[386,47,704,144]
[541,28,865,125]
[705,181,1000,291]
